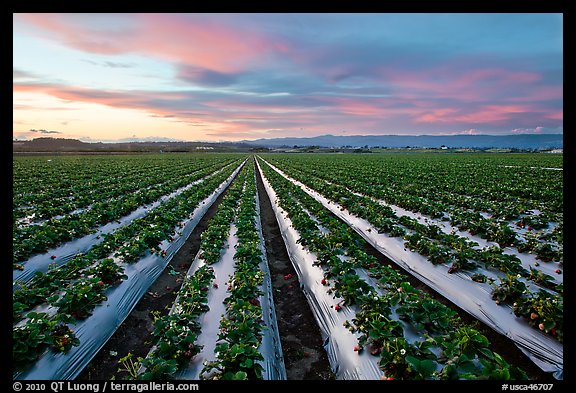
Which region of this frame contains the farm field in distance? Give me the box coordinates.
[12,151,563,382]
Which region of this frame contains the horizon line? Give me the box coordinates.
[12,132,564,144]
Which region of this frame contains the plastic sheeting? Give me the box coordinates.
[14,162,245,380]
[371,196,562,285]
[315,178,562,286]
[259,157,563,380]
[13,163,238,289]
[172,225,242,380]
[148,186,285,380]
[256,160,384,380]
[254,185,287,380]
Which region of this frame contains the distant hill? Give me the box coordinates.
[12,137,255,153]
[241,134,563,149]
[13,134,564,153]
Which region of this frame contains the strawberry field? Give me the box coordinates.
[12,152,563,381]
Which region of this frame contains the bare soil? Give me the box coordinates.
[255,161,335,380]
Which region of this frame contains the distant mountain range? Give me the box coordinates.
[241,134,563,149]
[13,134,563,152]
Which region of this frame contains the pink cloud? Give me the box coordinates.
[380,66,544,103]
[414,108,459,123]
[412,103,559,126]
[545,111,563,120]
[13,80,331,136]
[14,81,212,124]
[329,98,387,117]
[451,68,540,87]
[508,87,563,104]
[15,13,291,73]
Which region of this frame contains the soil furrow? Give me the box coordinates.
[255,160,335,380]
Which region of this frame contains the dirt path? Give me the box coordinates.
[255,161,335,380]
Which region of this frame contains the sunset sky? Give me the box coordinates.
[13,13,563,142]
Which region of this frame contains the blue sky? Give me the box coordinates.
[13,13,563,142]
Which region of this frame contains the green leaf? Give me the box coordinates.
[543,320,556,331]
[406,355,436,378]
[457,359,477,373]
[232,371,248,380]
[240,358,253,369]
[419,359,437,377]
[478,347,494,360]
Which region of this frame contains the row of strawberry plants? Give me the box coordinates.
[336,176,563,265]
[256,158,384,379]
[257,157,528,380]
[13,159,237,267]
[138,162,249,379]
[139,265,215,380]
[13,157,234,227]
[259,158,563,346]
[13,161,246,373]
[264,157,561,289]
[13,154,232,223]
[13,160,243,322]
[13,155,142,212]
[201,160,267,380]
[262,153,562,219]
[263,154,562,262]
[324,174,563,286]
[261,158,564,381]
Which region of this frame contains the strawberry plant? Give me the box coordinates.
[49,323,80,352]
[534,242,561,262]
[471,273,487,283]
[527,267,556,289]
[405,354,438,380]
[513,290,563,342]
[203,164,268,380]
[517,215,549,230]
[139,264,215,379]
[427,243,453,265]
[51,277,108,320]
[13,312,79,371]
[491,274,528,305]
[116,352,143,380]
[86,258,127,285]
[396,294,457,334]
[434,327,527,380]
[259,156,532,380]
